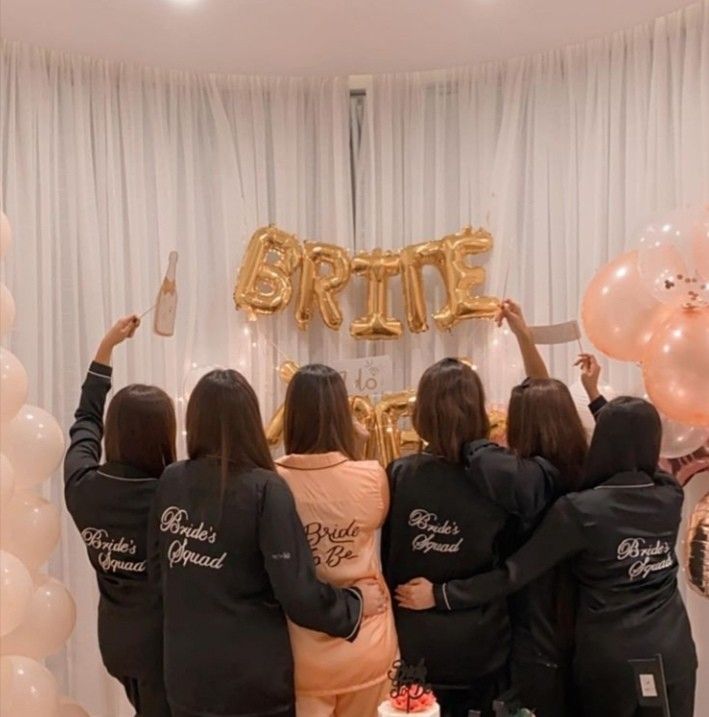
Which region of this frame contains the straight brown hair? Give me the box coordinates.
[506,378,588,493]
[284,364,357,459]
[105,384,176,476]
[414,358,490,463]
[583,396,662,489]
[186,369,275,477]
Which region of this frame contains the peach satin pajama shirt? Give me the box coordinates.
[277,452,398,711]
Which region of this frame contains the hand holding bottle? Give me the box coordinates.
[94,315,140,366]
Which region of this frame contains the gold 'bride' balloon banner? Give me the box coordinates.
[234,225,500,339]
[264,360,508,467]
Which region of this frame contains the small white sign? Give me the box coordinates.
[330,356,392,397]
[639,674,658,698]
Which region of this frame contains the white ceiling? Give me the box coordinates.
[0,0,696,76]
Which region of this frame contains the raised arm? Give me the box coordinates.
[497,299,549,380]
[259,476,384,641]
[64,316,140,503]
[396,496,587,611]
[463,440,557,520]
[574,352,607,416]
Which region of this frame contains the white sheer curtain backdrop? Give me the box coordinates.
[0,41,356,715]
[1,0,708,713]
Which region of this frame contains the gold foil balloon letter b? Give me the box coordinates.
[234,226,302,315]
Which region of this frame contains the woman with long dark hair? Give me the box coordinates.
[65,316,175,716]
[396,300,588,716]
[402,362,697,716]
[276,364,397,717]
[148,368,386,717]
[381,357,511,717]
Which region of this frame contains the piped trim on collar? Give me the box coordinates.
[593,471,654,490]
[98,462,159,482]
[276,452,350,471]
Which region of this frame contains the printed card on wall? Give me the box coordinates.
[330,356,392,398]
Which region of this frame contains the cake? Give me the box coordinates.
[377,686,440,717]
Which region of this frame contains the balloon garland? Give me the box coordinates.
[0,209,90,716]
[582,204,709,431]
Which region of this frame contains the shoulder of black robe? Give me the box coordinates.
[462,439,558,520]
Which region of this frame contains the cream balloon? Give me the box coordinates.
[643,308,709,427]
[0,551,33,637]
[0,405,65,488]
[0,453,15,510]
[0,492,60,571]
[0,211,11,259]
[659,415,709,459]
[581,251,671,361]
[58,698,90,717]
[0,655,59,716]
[0,347,29,424]
[0,574,76,659]
[0,283,15,337]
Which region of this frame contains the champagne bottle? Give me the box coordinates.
[154,251,178,337]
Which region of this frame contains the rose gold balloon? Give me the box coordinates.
[643,308,709,426]
[58,698,90,717]
[0,491,61,571]
[1,405,65,488]
[581,251,670,361]
[0,347,28,424]
[1,574,76,659]
[685,490,709,598]
[0,655,59,716]
[0,550,33,637]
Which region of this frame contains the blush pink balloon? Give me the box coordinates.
[0,347,28,424]
[58,698,90,717]
[0,492,61,571]
[0,655,59,717]
[643,308,709,427]
[0,283,15,337]
[1,574,76,659]
[581,251,671,361]
[696,231,709,280]
[1,405,65,488]
[0,453,15,510]
[0,211,11,259]
[0,551,33,637]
